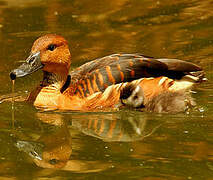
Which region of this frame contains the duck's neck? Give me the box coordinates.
[27,71,72,109]
[41,71,68,92]
[28,71,67,101]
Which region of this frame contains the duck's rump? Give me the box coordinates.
[69,54,204,97]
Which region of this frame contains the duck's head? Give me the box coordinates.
[10,34,71,80]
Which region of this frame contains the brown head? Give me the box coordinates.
[10,34,71,80]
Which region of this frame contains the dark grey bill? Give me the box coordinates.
[15,140,44,160]
[10,52,43,80]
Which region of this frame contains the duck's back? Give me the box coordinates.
[69,54,204,97]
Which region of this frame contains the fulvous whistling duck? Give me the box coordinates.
[10,34,206,113]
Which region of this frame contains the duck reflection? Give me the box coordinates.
[14,113,114,172]
[15,122,72,169]
[71,112,158,142]
[15,111,161,172]
[37,110,160,142]
[13,111,213,174]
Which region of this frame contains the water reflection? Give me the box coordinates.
[14,116,112,172]
[71,112,161,142]
[16,123,72,168]
[12,110,213,178]
[14,111,162,172]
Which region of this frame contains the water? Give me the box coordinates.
[0,0,213,179]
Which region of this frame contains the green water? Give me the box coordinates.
[0,0,213,179]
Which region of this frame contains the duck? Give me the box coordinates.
[10,34,206,113]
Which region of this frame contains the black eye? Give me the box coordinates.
[49,159,60,165]
[133,95,138,100]
[47,44,57,51]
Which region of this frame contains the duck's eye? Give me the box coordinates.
[47,44,57,51]
[49,158,60,165]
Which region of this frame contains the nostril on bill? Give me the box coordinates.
[10,72,17,80]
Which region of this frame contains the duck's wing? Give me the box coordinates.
[70,54,161,83]
[69,54,205,97]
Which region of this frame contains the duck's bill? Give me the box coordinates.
[15,140,44,160]
[10,52,43,80]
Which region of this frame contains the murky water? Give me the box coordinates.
[0,0,213,179]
